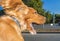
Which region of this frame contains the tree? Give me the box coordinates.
[44,11,53,23]
[23,0,43,14]
[55,14,60,23]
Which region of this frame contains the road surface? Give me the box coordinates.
[23,33,60,41]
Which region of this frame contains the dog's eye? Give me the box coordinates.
[34,12,37,14]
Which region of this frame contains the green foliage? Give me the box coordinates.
[44,11,53,23]
[55,14,60,23]
[23,0,43,14]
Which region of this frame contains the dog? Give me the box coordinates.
[0,0,36,41]
[0,0,46,35]
[0,7,46,41]
[0,0,46,41]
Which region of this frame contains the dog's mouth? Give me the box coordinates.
[31,23,39,30]
[32,22,40,25]
[29,23,37,35]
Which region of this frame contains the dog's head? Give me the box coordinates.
[24,7,46,35]
[25,7,46,24]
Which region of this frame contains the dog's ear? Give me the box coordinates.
[3,0,22,8]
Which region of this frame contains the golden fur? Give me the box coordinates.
[0,15,24,41]
[0,0,46,41]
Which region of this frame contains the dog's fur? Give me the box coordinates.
[0,0,46,41]
[0,15,24,41]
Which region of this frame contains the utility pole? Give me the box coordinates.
[42,12,46,29]
[53,13,55,27]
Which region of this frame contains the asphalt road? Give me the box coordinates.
[23,33,60,41]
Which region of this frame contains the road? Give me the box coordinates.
[23,33,60,41]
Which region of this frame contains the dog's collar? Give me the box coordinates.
[9,16,21,28]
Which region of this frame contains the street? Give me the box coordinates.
[23,33,60,41]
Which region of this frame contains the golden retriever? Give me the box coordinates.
[0,0,46,41]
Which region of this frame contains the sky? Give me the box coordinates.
[42,0,60,14]
[0,0,60,14]
[0,6,3,10]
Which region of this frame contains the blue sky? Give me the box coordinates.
[0,6,3,10]
[0,0,60,14]
[42,0,60,14]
